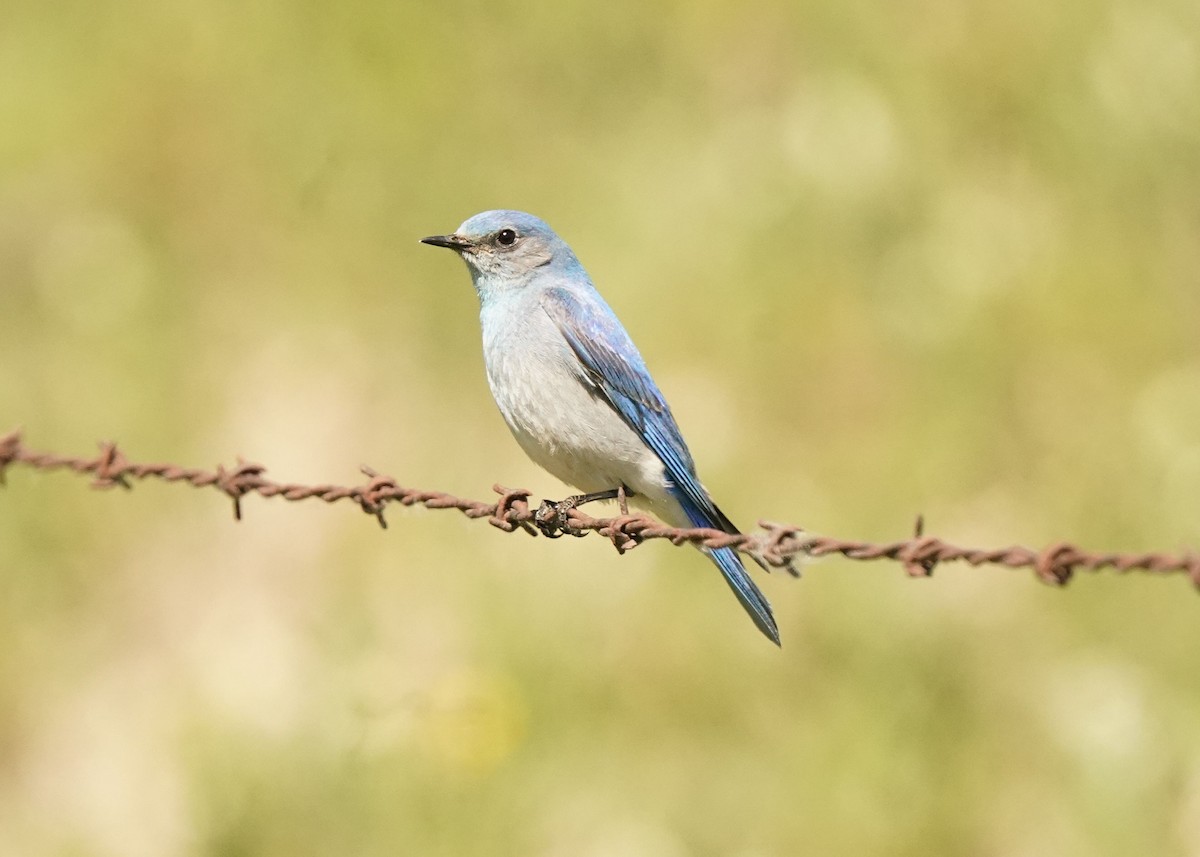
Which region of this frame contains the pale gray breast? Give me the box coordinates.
[478,297,664,497]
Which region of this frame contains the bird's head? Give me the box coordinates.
[422,210,581,296]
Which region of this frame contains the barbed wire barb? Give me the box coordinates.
[3,428,1199,590]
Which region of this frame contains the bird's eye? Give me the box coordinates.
[496,229,518,246]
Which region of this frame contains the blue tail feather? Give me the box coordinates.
[675,492,780,646]
[708,545,781,646]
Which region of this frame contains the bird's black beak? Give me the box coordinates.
[420,233,473,251]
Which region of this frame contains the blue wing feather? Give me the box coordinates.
[541,287,780,645]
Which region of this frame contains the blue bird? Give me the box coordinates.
[422,210,788,645]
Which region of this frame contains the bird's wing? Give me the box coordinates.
[541,286,782,645]
[540,286,737,535]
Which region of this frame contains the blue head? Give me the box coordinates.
[421,210,584,298]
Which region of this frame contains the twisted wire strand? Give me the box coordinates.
[3,429,1198,589]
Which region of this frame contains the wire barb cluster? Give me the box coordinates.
[3,429,1198,590]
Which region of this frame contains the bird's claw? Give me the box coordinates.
[535,498,587,538]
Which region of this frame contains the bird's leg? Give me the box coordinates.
[535,485,635,538]
[571,487,625,506]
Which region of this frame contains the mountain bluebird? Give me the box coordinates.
[423,210,786,645]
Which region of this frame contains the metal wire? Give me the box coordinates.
[3,429,1198,589]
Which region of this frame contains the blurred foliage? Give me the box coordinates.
[2,0,1200,854]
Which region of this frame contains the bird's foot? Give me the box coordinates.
[534,485,635,538]
[535,497,588,538]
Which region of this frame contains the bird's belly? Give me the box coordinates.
[485,349,671,509]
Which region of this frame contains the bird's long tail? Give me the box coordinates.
[706,544,781,646]
[674,497,780,646]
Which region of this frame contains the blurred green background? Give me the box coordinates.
[2,0,1199,854]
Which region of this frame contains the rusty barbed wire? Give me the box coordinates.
[2,428,1199,590]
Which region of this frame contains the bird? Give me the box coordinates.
[422,210,789,645]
